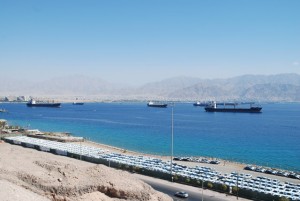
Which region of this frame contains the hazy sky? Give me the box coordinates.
[1,0,299,85]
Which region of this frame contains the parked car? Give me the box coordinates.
[174,191,189,198]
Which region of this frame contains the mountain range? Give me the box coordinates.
[1,73,300,102]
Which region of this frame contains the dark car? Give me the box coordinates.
[174,191,189,198]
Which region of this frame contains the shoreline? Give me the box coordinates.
[78,139,300,184]
[2,102,299,173]
[1,119,299,184]
[2,135,300,201]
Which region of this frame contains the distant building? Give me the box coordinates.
[0,119,7,129]
[4,96,17,102]
[17,96,29,102]
[1,96,29,102]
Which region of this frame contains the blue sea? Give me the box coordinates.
[1,102,300,171]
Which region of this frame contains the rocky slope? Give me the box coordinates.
[0,143,171,201]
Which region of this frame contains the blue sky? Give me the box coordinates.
[1,0,299,85]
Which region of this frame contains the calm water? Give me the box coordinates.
[1,102,300,171]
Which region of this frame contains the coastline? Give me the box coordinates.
[78,139,300,184]
[1,132,299,200]
[1,117,299,184]
[2,101,299,172]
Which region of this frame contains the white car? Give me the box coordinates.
[174,191,189,198]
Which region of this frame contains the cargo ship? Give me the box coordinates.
[147,101,167,108]
[204,101,262,113]
[26,99,61,108]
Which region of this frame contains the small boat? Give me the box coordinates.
[147,101,167,108]
[0,109,7,113]
[73,98,84,105]
[73,102,84,105]
[26,99,61,108]
[204,101,262,113]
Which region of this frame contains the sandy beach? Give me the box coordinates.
[81,140,300,185]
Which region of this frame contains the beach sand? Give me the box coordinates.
[81,140,300,184]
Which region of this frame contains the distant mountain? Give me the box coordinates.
[130,76,204,100]
[0,75,131,98]
[241,83,300,101]
[164,74,300,101]
[27,75,120,95]
[1,73,300,102]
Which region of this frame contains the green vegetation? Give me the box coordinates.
[206,182,213,189]
[232,186,238,194]
[132,166,140,173]
[173,174,178,181]
[278,197,290,201]
[220,184,228,192]
[185,178,190,183]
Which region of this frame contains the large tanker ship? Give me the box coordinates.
[204,101,262,113]
[147,101,167,108]
[26,99,61,108]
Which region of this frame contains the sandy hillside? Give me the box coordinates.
[0,142,172,201]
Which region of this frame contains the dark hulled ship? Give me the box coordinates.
[73,102,84,105]
[26,99,61,108]
[204,101,262,113]
[147,101,167,108]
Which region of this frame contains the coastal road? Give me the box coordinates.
[133,174,251,201]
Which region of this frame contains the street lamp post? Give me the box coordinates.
[201,179,204,201]
[236,172,239,200]
[171,103,174,182]
[80,140,82,160]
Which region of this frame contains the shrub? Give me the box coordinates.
[173,174,178,181]
[232,186,238,194]
[206,182,213,189]
[278,197,290,201]
[185,178,190,183]
[132,166,140,173]
[220,184,228,192]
